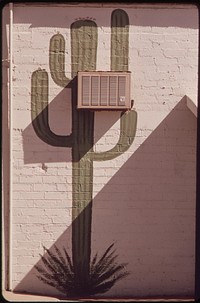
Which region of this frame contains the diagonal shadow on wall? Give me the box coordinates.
[15,97,197,299]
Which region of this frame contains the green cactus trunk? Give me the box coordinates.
[71,86,95,281]
[71,21,97,281]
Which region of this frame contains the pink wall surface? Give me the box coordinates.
[2,3,198,299]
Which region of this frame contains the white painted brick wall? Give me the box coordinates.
[2,3,198,298]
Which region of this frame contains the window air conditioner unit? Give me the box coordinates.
[77,71,131,110]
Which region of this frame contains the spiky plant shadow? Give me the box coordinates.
[35,243,130,298]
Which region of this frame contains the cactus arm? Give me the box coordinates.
[111,9,129,72]
[31,69,73,147]
[49,34,71,87]
[92,110,137,161]
[90,9,137,161]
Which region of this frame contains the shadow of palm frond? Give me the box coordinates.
[35,243,130,298]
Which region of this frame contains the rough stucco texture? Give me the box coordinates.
[2,3,198,298]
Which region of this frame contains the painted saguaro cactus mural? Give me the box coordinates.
[32,9,137,296]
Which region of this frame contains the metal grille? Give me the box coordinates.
[78,71,131,109]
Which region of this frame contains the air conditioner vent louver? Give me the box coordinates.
[77,71,131,110]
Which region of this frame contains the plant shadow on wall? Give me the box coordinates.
[35,242,129,298]
[18,96,196,299]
